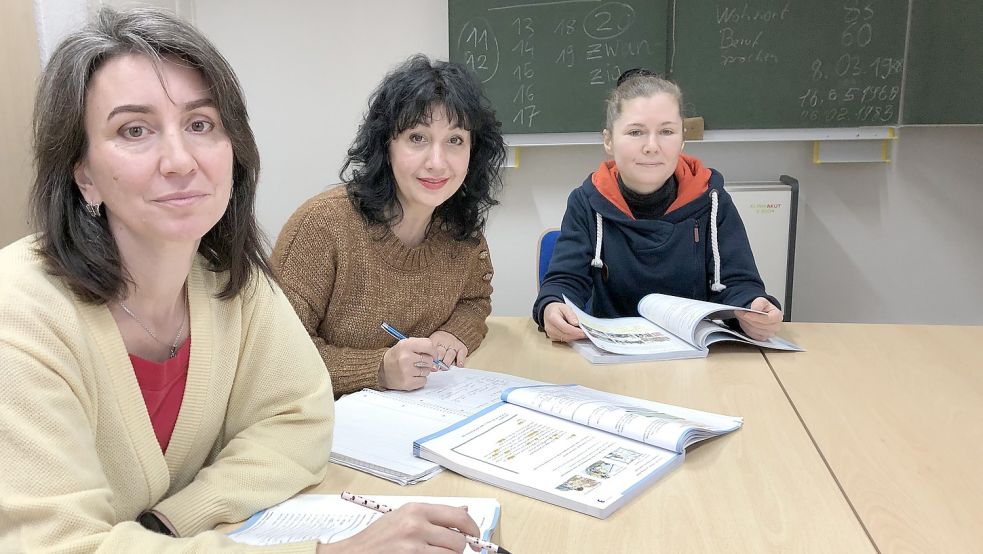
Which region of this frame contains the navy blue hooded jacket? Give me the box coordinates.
[533,156,779,326]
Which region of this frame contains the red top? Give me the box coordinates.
[129,337,190,454]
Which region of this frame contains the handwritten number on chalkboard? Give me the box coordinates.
[843,0,875,23]
[465,52,489,71]
[835,54,862,77]
[584,3,635,40]
[554,19,576,36]
[811,60,825,81]
[842,22,873,47]
[513,17,534,37]
[512,40,534,58]
[512,105,541,127]
[869,57,902,80]
[512,62,534,80]
[513,84,535,103]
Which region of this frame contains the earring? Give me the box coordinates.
[84,202,102,218]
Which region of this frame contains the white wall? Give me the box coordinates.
[36,0,983,324]
[193,0,450,240]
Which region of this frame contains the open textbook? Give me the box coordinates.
[415,383,742,518]
[331,367,541,484]
[565,293,802,364]
[227,494,500,551]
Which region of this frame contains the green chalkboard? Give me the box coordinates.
[448,0,911,131]
[671,0,908,129]
[903,0,983,124]
[448,0,669,133]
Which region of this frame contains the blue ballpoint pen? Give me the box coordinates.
[381,322,451,370]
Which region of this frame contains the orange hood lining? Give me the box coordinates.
[590,154,711,219]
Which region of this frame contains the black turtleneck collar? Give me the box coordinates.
[618,174,678,219]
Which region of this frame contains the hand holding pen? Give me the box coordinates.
[379,323,451,392]
[340,492,512,554]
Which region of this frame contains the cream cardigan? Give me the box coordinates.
[0,237,333,552]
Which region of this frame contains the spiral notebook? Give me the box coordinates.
[228,493,501,551]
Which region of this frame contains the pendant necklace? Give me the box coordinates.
[119,288,187,359]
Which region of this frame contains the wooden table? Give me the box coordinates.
[308,318,873,552]
[767,323,983,554]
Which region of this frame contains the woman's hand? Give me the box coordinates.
[429,330,468,368]
[734,297,783,341]
[379,337,438,391]
[316,503,481,554]
[543,302,587,343]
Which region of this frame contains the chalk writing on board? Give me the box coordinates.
[450,0,666,133]
[583,2,635,40]
[510,15,540,127]
[797,0,901,124]
[715,2,787,67]
[458,18,501,83]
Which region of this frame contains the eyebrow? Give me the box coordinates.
[624,121,681,127]
[106,98,217,121]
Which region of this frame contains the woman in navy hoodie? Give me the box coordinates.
[533,70,783,343]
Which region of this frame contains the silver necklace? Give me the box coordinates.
[119,289,187,359]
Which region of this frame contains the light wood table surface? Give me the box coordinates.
[306,317,873,553]
[766,323,983,554]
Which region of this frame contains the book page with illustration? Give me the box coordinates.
[501,384,742,452]
[564,296,698,356]
[415,402,682,518]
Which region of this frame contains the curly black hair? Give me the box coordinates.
[340,54,506,241]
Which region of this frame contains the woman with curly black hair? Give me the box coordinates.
[273,54,506,397]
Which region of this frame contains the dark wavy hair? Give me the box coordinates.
[30,7,270,303]
[340,54,506,241]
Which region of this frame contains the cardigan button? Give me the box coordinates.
[478,250,489,259]
[482,272,493,281]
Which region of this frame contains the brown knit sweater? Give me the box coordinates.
[272,186,493,397]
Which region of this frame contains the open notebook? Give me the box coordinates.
[228,494,500,551]
[331,367,541,484]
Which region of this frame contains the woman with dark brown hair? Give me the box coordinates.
[0,8,479,553]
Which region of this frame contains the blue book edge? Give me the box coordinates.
[414,401,506,455]
[227,508,266,536]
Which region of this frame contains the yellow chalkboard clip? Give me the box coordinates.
[812,129,897,164]
[504,146,520,168]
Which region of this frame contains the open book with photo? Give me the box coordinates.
[414,383,742,518]
[565,293,802,364]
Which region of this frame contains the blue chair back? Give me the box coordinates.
[537,229,561,287]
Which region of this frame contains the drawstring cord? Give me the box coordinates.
[709,189,727,292]
[591,212,604,268]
